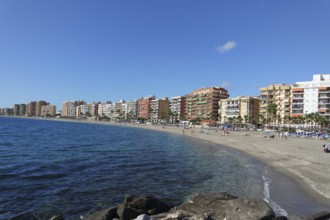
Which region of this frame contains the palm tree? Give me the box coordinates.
[267,103,277,125]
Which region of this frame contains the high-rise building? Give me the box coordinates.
[27,101,37,116]
[259,84,291,120]
[219,96,260,125]
[170,96,186,121]
[41,105,57,117]
[138,95,156,120]
[185,87,229,121]
[150,97,170,123]
[98,102,113,118]
[292,74,330,119]
[19,104,26,115]
[126,100,138,119]
[13,104,20,115]
[62,100,86,118]
[36,101,48,116]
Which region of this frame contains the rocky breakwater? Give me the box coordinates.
[9,193,330,220]
[81,193,330,220]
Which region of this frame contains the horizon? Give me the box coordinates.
[1,1,329,109]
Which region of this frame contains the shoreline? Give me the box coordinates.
[3,116,330,212]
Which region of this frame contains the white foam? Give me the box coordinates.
[262,166,288,217]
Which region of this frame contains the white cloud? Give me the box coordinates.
[217,41,237,54]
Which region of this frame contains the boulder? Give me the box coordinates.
[305,211,330,220]
[117,204,141,220]
[174,192,237,219]
[225,198,275,220]
[124,195,171,215]
[83,206,118,220]
[135,214,151,220]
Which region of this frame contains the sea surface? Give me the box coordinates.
[0,117,328,219]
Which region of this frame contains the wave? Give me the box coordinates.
[262,166,288,217]
[22,173,67,180]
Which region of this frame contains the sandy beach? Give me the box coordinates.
[118,122,330,207]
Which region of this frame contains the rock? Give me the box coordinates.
[83,206,118,220]
[275,216,288,220]
[135,214,151,220]
[117,204,141,220]
[124,195,171,215]
[49,215,64,220]
[225,198,275,220]
[9,212,39,220]
[305,211,330,220]
[175,192,237,220]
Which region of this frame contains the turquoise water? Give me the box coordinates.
[0,117,328,219]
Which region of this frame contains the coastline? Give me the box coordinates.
[4,116,330,211]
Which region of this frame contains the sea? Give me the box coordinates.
[0,117,328,220]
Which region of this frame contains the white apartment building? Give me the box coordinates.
[170,96,186,121]
[292,74,330,119]
[98,103,113,117]
[126,100,138,119]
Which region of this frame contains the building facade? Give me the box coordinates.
[41,105,57,117]
[36,101,48,116]
[138,95,156,120]
[219,96,260,125]
[62,100,86,118]
[126,100,138,120]
[292,74,330,119]
[170,96,186,121]
[150,97,170,123]
[185,87,229,121]
[27,101,37,116]
[259,84,291,120]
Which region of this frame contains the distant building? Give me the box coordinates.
[219,96,260,125]
[19,104,26,116]
[13,104,20,116]
[27,101,37,116]
[41,105,57,117]
[150,97,170,123]
[62,100,86,118]
[138,95,156,120]
[98,102,113,118]
[185,87,229,121]
[170,96,186,121]
[126,100,138,119]
[259,84,291,120]
[292,74,330,119]
[36,101,49,116]
[0,108,13,115]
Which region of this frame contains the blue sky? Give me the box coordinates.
[1,0,330,109]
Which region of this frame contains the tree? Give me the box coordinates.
[267,103,277,124]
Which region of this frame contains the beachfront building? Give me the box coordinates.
[219,96,260,126]
[259,84,291,122]
[98,102,113,118]
[13,104,20,116]
[185,87,229,121]
[170,96,186,122]
[36,101,49,116]
[0,108,13,115]
[111,100,127,119]
[26,101,37,116]
[62,100,86,118]
[126,100,138,120]
[76,103,99,118]
[19,104,26,116]
[292,74,330,120]
[41,105,57,117]
[150,97,170,123]
[138,95,156,120]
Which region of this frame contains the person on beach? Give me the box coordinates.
[323,144,329,153]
